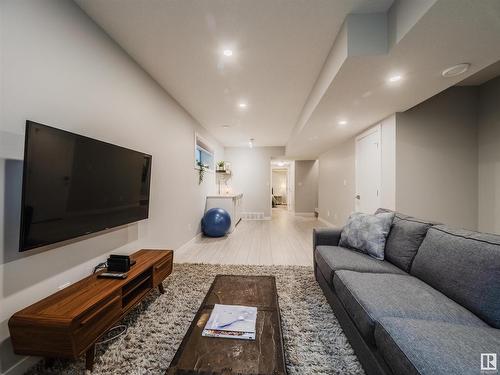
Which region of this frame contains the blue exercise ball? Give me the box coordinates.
[202,208,231,237]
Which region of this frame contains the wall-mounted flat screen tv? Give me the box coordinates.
[19,121,152,251]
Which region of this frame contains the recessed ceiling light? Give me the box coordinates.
[238,102,248,109]
[388,75,402,83]
[223,49,233,57]
[221,125,231,128]
[442,63,470,78]
[338,120,348,126]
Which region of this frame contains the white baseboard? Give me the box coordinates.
[294,212,315,217]
[3,355,40,375]
[5,232,210,375]
[318,216,336,227]
[175,231,203,253]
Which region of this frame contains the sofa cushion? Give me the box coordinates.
[315,246,406,285]
[411,225,500,328]
[375,317,500,375]
[339,211,395,260]
[375,208,435,272]
[333,271,487,344]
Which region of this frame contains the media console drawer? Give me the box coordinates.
[153,253,173,287]
[74,293,122,354]
[9,249,173,371]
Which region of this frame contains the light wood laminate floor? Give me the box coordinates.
[174,208,327,266]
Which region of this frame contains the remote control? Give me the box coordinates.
[98,272,127,279]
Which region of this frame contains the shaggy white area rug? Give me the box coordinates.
[26,263,363,375]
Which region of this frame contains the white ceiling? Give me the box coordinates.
[75,0,500,157]
[286,0,500,157]
[75,0,393,148]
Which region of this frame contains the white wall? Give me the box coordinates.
[478,76,500,234]
[224,147,285,218]
[388,0,437,47]
[318,140,355,226]
[0,1,222,373]
[294,160,319,213]
[395,87,478,229]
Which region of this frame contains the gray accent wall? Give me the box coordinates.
[294,160,319,213]
[317,84,500,232]
[0,1,223,373]
[478,76,500,234]
[395,87,479,230]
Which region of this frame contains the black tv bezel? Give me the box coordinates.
[19,120,153,252]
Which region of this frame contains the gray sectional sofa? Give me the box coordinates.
[313,209,500,375]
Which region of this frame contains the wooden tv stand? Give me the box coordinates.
[9,249,173,371]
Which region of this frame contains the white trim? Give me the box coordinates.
[354,123,382,213]
[175,231,203,253]
[194,132,215,153]
[318,216,336,227]
[355,123,381,142]
[294,212,315,217]
[194,132,215,171]
[193,165,215,174]
[269,161,273,220]
[3,355,40,375]
[271,160,292,214]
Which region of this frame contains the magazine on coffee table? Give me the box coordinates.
[202,304,257,340]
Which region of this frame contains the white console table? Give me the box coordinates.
[205,193,243,233]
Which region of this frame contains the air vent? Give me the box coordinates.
[242,212,265,220]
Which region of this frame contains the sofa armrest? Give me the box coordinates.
[313,227,343,249]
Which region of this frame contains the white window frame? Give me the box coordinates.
[194,132,215,172]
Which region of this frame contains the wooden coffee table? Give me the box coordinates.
[167,275,287,375]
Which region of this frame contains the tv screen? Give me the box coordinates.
[19,121,152,251]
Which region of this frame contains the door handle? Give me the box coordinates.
[355,194,361,200]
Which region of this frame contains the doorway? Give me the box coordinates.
[271,160,292,212]
[355,125,382,214]
[272,169,288,209]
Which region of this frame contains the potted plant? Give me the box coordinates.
[216,160,225,171]
[197,161,207,184]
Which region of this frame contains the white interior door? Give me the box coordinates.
[355,126,381,214]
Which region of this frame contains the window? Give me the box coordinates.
[194,133,214,171]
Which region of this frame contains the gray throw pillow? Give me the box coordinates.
[339,212,395,260]
[375,208,436,272]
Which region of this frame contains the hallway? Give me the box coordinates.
[174,208,327,266]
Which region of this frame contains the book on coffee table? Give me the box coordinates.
[202,304,257,340]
